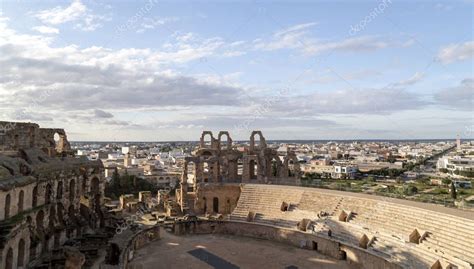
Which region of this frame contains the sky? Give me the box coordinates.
[0,0,472,141]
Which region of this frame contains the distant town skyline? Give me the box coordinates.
[0,0,472,141]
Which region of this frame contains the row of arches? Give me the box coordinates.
[3,201,79,269]
[201,197,233,214]
[199,131,266,151]
[183,154,299,186]
[4,238,26,269]
[3,190,24,220]
[3,176,100,221]
[200,131,233,150]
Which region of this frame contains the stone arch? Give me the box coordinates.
[69,179,75,202]
[32,186,38,207]
[18,190,24,213]
[185,160,196,185]
[36,210,44,232]
[45,183,52,205]
[212,197,219,213]
[218,131,232,150]
[18,238,26,267]
[339,250,347,260]
[57,203,65,225]
[288,159,296,177]
[200,131,214,148]
[53,132,60,147]
[203,162,210,173]
[5,247,13,269]
[53,130,70,153]
[283,153,300,178]
[270,157,281,177]
[4,193,11,219]
[57,181,63,199]
[202,197,207,213]
[237,157,243,176]
[250,131,266,151]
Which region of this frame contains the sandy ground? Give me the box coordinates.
[128,232,350,269]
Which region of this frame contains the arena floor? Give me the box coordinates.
[127,232,351,269]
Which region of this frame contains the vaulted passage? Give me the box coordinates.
[18,190,24,212]
[4,193,11,219]
[213,197,219,213]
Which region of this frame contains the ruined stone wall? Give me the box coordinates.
[178,130,301,214]
[106,226,161,269]
[194,184,241,215]
[0,121,105,269]
[181,131,300,186]
[0,121,70,156]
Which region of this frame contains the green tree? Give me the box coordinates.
[442,178,452,186]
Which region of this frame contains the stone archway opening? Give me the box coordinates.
[32,186,38,207]
[45,183,52,205]
[5,247,13,269]
[18,238,25,267]
[4,193,11,219]
[237,158,243,176]
[249,160,257,180]
[213,197,219,213]
[57,181,63,200]
[18,190,24,213]
[69,179,75,202]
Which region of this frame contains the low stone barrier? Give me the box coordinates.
[173,220,402,269]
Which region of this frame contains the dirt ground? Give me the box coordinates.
[128,232,350,269]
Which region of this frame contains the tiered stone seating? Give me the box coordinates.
[347,200,474,265]
[230,184,304,228]
[230,184,474,268]
[296,192,341,213]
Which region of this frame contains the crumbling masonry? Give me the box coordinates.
[0,121,105,269]
[177,131,301,213]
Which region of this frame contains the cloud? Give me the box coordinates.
[94,109,114,118]
[136,17,178,34]
[269,88,426,116]
[302,68,382,84]
[254,22,396,55]
[3,109,53,121]
[0,17,247,113]
[34,0,86,25]
[434,78,473,110]
[33,0,109,31]
[389,72,424,87]
[437,41,474,63]
[32,25,59,34]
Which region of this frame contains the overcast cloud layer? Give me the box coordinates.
[0,1,472,140]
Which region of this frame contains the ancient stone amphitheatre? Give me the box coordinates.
[1,123,473,269]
